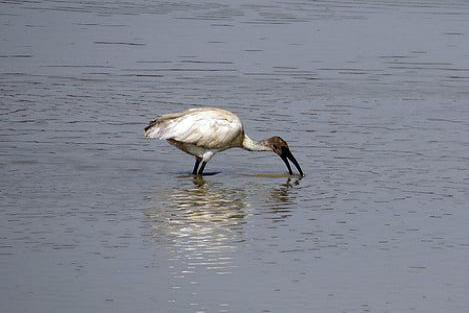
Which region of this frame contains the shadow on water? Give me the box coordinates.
[175,171,222,178]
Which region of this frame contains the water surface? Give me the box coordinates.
[1,1,469,312]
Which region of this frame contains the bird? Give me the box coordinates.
[144,107,304,177]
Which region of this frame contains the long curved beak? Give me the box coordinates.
[280,148,304,177]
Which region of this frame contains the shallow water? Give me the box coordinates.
[1,1,469,312]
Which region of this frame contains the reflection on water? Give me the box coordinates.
[145,178,247,275]
[144,177,302,312]
[144,176,303,273]
[265,177,300,220]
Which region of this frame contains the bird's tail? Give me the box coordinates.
[144,112,185,139]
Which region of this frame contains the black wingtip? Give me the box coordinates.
[144,119,159,132]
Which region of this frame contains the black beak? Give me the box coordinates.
[280,147,304,177]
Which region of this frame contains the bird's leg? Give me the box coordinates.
[197,161,207,176]
[192,157,202,175]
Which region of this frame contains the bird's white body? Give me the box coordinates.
[144,107,267,163]
[144,107,303,176]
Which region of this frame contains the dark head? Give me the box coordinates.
[261,136,304,177]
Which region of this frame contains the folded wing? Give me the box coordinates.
[144,108,244,149]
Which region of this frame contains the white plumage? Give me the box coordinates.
[145,107,243,149]
[144,107,304,176]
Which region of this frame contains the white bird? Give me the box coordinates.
[144,107,304,176]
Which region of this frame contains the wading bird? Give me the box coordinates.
[144,107,304,177]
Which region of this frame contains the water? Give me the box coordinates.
[2,1,469,312]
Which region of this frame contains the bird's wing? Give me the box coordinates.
[145,109,243,149]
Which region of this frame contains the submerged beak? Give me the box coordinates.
[280,147,304,177]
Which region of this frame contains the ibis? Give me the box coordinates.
[144,107,304,177]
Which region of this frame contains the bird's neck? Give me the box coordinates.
[242,135,271,151]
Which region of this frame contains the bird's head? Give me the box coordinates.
[260,136,304,177]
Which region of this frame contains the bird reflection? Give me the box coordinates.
[145,178,247,275]
[145,176,302,276]
[145,176,301,312]
[265,177,301,220]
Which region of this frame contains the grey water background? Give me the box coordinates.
[1,0,469,312]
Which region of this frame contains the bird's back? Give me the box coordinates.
[144,107,244,149]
